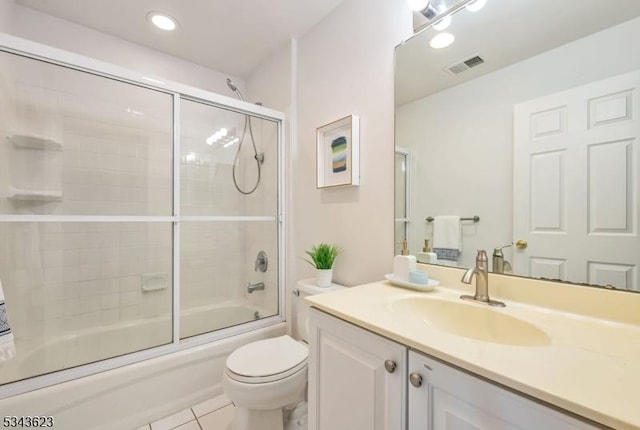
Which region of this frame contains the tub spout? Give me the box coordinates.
[247,282,265,294]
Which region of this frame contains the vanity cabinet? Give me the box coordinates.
[408,351,598,430]
[309,308,602,430]
[308,307,406,430]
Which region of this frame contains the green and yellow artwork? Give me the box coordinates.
[331,136,347,173]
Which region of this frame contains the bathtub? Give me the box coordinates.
[0,301,285,430]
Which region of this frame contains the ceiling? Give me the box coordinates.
[396,0,640,105]
[16,0,346,78]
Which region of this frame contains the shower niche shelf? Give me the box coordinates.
[8,134,63,151]
[5,134,64,202]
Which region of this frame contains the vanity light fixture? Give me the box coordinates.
[146,11,178,31]
[430,32,455,49]
[466,0,487,12]
[432,5,452,31]
[408,0,437,19]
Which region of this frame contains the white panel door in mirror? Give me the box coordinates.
[514,70,640,287]
[530,150,565,231]
[589,90,633,128]
[530,258,566,281]
[588,262,637,291]
[588,139,635,234]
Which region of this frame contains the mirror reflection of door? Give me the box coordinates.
[395,148,410,256]
[513,71,640,290]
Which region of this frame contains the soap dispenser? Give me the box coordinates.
[417,239,438,264]
[393,240,417,281]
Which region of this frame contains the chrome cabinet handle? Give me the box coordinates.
[409,372,423,387]
[384,360,397,373]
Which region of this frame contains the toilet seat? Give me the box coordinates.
[226,335,308,384]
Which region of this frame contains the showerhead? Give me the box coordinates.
[226,78,238,92]
[226,78,245,101]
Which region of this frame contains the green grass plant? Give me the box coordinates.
[304,243,341,270]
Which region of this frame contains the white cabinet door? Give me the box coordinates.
[408,351,598,430]
[308,308,406,430]
[513,70,640,290]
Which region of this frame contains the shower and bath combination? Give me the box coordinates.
[226,78,264,195]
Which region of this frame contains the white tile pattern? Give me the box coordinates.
[192,393,231,418]
[143,394,235,430]
[173,421,201,430]
[150,408,195,430]
[198,404,235,430]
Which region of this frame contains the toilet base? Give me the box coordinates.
[284,401,308,430]
[228,406,284,430]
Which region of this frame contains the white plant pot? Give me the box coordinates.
[316,269,333,287]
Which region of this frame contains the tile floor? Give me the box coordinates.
[136,394,235,430]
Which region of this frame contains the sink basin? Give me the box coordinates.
[388,297,551,347]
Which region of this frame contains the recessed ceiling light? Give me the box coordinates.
[466,0,487,12]
[430,32,455,49]
[146,12,178,31]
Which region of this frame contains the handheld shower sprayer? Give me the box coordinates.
[226,77,263,194]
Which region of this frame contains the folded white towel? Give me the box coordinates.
[0,278,16,363]
[433,215,461,251]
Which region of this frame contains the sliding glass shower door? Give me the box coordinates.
[0,40,283,392]
[0,50,174,385]
[179,99,279,339]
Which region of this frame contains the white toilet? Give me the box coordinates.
[223,279,345,430]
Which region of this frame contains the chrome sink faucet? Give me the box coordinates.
[461,250,505,307]
[492,244,513,274]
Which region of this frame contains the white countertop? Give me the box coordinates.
[306,281,640,430]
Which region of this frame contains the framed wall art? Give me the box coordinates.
[316,115,360,188]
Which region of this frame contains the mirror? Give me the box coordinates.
[395,0,640,291]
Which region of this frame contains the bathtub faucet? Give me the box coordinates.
[247,282,265,294]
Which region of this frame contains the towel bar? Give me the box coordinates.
[425,216,479,223]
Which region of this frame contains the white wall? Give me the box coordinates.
[5,2,244,95]
[0,0,13,33]
[397,17,640,268]
[295,0,412,286]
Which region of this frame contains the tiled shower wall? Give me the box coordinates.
[0,53,176,360]
[0,50,279,384]
[0,222,173,342]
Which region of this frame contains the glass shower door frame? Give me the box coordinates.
[395,147,411,255]
[0,33,286,399]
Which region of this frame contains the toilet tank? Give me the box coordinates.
[293,278,345,342]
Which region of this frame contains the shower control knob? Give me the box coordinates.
[384,360,397,373]
[409,372,423,387]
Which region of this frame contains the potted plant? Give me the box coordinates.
[304,243,341,287]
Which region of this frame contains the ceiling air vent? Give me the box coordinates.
[446,55,485,76]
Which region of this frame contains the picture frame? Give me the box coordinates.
[316,115,360,188]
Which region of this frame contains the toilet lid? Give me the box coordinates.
[226,335,308,379]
